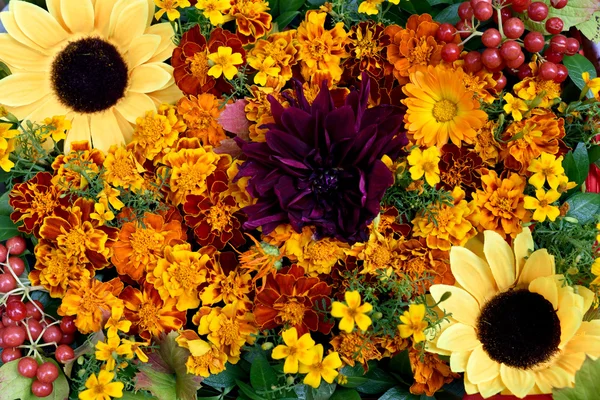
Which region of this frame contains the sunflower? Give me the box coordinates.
[402,65,488,148]
[427,230,600,398]
[0,0,181,152]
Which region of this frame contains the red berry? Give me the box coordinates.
[539,62,558,80]
[565,38,580,55]
[5,237,26,256]
[25,301,44,320]
[3,325,26,347]
[31,380,54,397]
[18,357,38,378]
[0,244,7,263]
[27,319,43,341]
[524,31,546,53]
[500,40,522,61]
[0,328,5,348]
[1,347,22,363]
[436,23,457,43]
[59,316,76,335]
[7,257,25,276]
[506,52,525,69]
[474,2,493,21]
[36,362,59,383]
[6,295,20,303]
[42,325,63,344]
[455,20,473,39]
[494,74,508,91]
[470,0,491,6]
[0,273,16,293]
[544,49,564,63]
[503,18,525,39]
[463,50,483,74]
[554,64,568,83]
[493,6,512,24]
[55,344,75,363]
[545,17,564,35]
[550,35,568,54]
[441,43,461,63]
[482,28,502,48]
[550,0,568,9]
[528,2,549,21]
[6,301,27,322]
[59,333,75,345]
[511,0,530,13]
[2,314,17,327]
[482,48,503,70]
[458,2,474,20]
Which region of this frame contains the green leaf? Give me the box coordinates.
[578,11,600,42]
[433,3,460,25]
[0,62,10,80]
[355,367,397,395]
[304,380,337,400]
[0,358,69,400]
[0,191,13,216]
[249,353,278,392]
[203,363,246,388]
[563,143,590,187]
[566,193,600,225]
[411,0,432,13]
[427,0,453,5]
[135,367,177,400]
[236,379,268,400]
[338,364,368,388]
[120,391,158,400]
[522,0,600,33]
[279,0,304,13]
[589,145,600,165]
[269,0,279,16]
[389,350,412,378]
[307,0,326,5]
[275,11,300,30]
[554,357,600,400]
[563,54,597,97]
[379,386,420,400]
[330,388,361,400]
[0,215,19,242]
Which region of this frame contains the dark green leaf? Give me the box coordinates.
[275,11,300,30]
[433,3,461,24]
[304,380,337,400]
[307,0,326,5]
[339,364,369,388]
[330,388,361,400]
[279,0,304,13]
[563,143,590,187]
[389,351,412,378]
[0,191,13,216]
[250,353,278,391]
[0,62,10,80]
[563,54,597,98]
[269,0,279,16]
[203,363,246,388]
[0,215,19,241]
[379,386,420,400]
[411,0,432,13]
[120,391,158,400]
[356,367,397,395]
[554,357,600,400]
[236,380,268,400]
[427,0,453,5]
[566,193,600,225]
[589,145,600,165]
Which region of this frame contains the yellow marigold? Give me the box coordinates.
[412,186,478,251]
[503,93,529,121]
[78,370,124,400]
[398,303,428,343]
[272,327,316,374]
[104,306,131,338]
[329,331,382,370]
[358,0,384,15]
[97,182,125,211]
[245,86,288,142]
[197,302,258,364]
[208,46,243,80]
[473,169,529,238]
[151,244,209,311]
[177,94,226,147]
[331,291,373,333]
[90,202,115,226]
[402,65,487,148]
[51,141,105,191]
[472,120,500,166]
[296,11,348,86]
[155,0,191,21]
[407,147,441,186]
[177,330,228,377]
[58,277,124,334]
[583,71,600,100]
[298,344,342,388]
[0,123,18,172]
[524,188,561,222]
[200,254,253,306]
[42,115,71,143]
[346,231,402,275]
[452,64,497,104]
[284,229,348,275]
[96,332,133,371]
[514,68,561,108]
[226,160,255,208]
[249,31,299,88]
[102,145,146,192]
[527,153,565,190]
[248,56,280,86]
[501,113,566,173]
[130,105,185,162]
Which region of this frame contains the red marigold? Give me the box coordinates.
[254,264,334,335]
[172,26,245,96]
[229,0,272,45]
[343,21,392,80]
[438,143,483,196]
[183,170,245,250]
[9,172,70,236]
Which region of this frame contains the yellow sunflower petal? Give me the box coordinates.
[0,36,50,71]
[557,306,583,349]
[114,92,156,123]
[450,246,497,306]
[483,230,517,291]
[574,285,595,313]
[0,11,49,54]
[64,114,91,152]
[129,63,173,93]
[90,110,125,152]
[529,276,559,310]
[429,285,480,327]
[466,345,500,384]
[94,0,117,35]
[0,72,50,107]
[23,96,70,125]
[477,375,505,398]
[128,34,161,68]
[500,364,535,398]
[12,1,69,49]
[450,350,472,373]
[513,228,534,277]
[145,23,178,63]
[109,0,149,49]
[61,0,95,33]
[518,249,555,287]
[436,323,480,352]
[534,365,572,393]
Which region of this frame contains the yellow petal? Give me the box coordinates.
[0,11,49,54]
[529,276,559,310]
[45,0,68,31]
[303,371,321,388]
[61,0,95,33]
[115,92,156,123]
[90,110,125,152]
[146,82,183,105]
[103,381,124,398]
[145,23,177,63]
[450,350,471,373]
[129,63,172,93]
[466,345,500,384]
[271,345,289,360]
[0,36,50,71]
[223,64,238,80]
[345,291,362,309]
[109,0,149,49]
[483,230,516,291]
[436,323,480,352]
[283,355,299,374]
[296,333,315,349]
[330,302,347,319]
[23,95,70,126]
[518,249,555,287]
[94,0,117,35]
[355,314,372,331]
[534,365,572,393]
[321,368,338,384]
[64,114,91,152]
[12,1,69,49]
[477,375,505,398]
[500,364,535,398]
[557,306,583,349]
[187,339,211,356]
[574,285,595,314]
[429,285,480,327]
[0,72,50,107]
[450,246,497,306]
[513,228,534,278]
[128,34,161,68]
[113,109,135,144]
[338,316,354,333]
[281,328,298,346]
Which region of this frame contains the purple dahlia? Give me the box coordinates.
[235,79,408,243]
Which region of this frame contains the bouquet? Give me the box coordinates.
[0,0,599,399]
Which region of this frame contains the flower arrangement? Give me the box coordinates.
[0,0,599,399]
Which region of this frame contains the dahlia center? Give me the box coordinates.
[51,37,129,113]
[432,99,458,123]
[277,300,306,326]
[476,289,561,369]
[311,169,340,196]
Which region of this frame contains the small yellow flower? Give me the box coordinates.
[78,370,124,400]
[388,0,400,4]
[95,333,133,371]
[298,344,342,388]
[104,307,131,338]
[553,174,577,194]
[90,202,115,226]
[596,222,600,243]
[358,0,384,15]
[208,46,244,80]
[0,123,18,172]
[330,291,373,333]
[524,188,561,222]
[527,153,565,190]
[97,183,125,211]
[591,258,600,286]
[503,93,529,121]
[249,56,281,86]
[407,147,441,186]
[154,0,191,21]
[121,338,150,363]
[398,304,428,343]
[196,0,231,25]
[43,115,71,142]
[272,327,316,374]
[583,72,600,98]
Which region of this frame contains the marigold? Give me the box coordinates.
[329,331,383,370]
[398,303,428,343]
[472,120,501,166]
[402,65,487,148]
[438,144,483,196]
[409,347,459,397]
[514,68,561,108]
[296,11,348,86]
[177,330,228,377]
[196,0,230,25]
[501,113,566,173]
[473,169,529,238]
[0,123,18,172]
[130,106,185,162]
[104,307,131,338]
[58,277,124,334]
[244,86,288,142]
[102,145,146,192]
[298,344,342,389]
[331,291,373,333]
[358,0,384,15]
[249,31,298,88]
[248,56,280,86]
[347,231,402,275]
[344,21,391,80]
[407,147,441,186]
[51,141,105,191]
[524,189,561,222]
[96,332,133,371]
[229,0,272,44]
[200,251,252,306]
[283,229,348,275]
[397,238,454,288]
[503,93,529,121]
[120,282,186,340]
[272,327,316,374]
[527,153,565,190]
[78,370,124,400]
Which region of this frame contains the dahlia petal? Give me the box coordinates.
[127,34,161,69]
[450,246,497,306]
[0,72,50,107]
[12,1,69,49]
[266,130,311,160]
[430,285,480,327]
[557,305,583,349]
[129,64,172,93]
[61,0,95,33]
[90,109,125,152]
[467,345,500,384]
[483,230,517,291]
[518,249,555,287]
[115,92,156,123]
[529,276,559,310]
[109,0,148,49]
[513,228,534,277]
[436,323,479,352]
[0,36,50,71]
[500,364,535,398]
[64,114,91,152]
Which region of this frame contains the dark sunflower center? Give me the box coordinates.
[51,38,129,113]
[477,289,561,369]
[311,168,341,196]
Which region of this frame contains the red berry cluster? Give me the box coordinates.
[440,0,579,86]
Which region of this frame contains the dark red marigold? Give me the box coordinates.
[437,143,483,196]
[254,264,334,335]
[343,21,392,80]
[172,26,245,96]
[235,77,408,243]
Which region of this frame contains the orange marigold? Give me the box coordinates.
[249,30,298,88]
[103,145,146,192]
[176,330,228,377]
[473,120,501,166]
[58,277,124,334]
[330,331,383,370]
[473,169,530,238]
[51,141,104,191]
[344,21,392,80]
[396,238,454,288]
[500,112,566,173]
[408,347,459,397]
[346,232,402,275]
[245,86,288,142]
[513,59,562,108]
[177,94,226,147]
[120,282,186,341]
[112,212,187,281]
[200,251,253,307]
[130,104,186,163]
[229,0,272,45]
[284,229,348,275]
